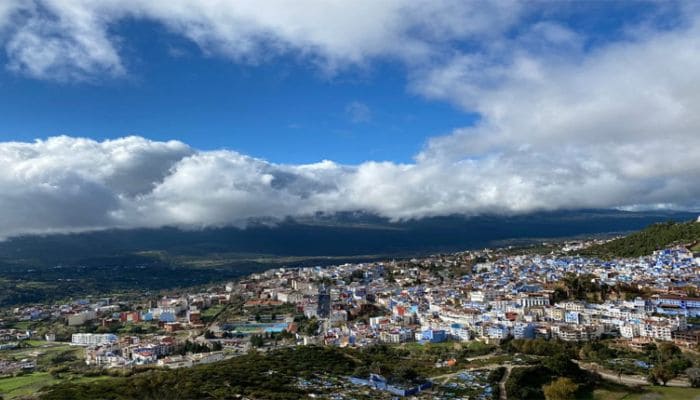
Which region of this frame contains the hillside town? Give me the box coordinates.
[1,242,699,377]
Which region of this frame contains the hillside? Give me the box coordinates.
[0,210,695,307]
[581,219,700,258]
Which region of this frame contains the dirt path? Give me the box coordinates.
[499,366,511,400]
[574,361,690,388]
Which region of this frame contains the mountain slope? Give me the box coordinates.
[582,219,700,258]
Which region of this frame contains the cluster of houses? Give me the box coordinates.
[221,245,699,350]
[0,329,32,350]
[73,333,225,369]
[3,241,698,374]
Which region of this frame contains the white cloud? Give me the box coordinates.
[0,0,521,81]
[345,101,372,123]
[0,136,192,237]
[0,2,698,238]
[4,0,126,81]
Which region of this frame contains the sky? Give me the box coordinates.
[0,0,699,239]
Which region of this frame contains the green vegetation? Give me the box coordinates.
[0,372,57,399]
[0,373,109,399]
[23,339,700,399]
[200,304,226,323]
[0,341,83,370]
[37,343,487,399]
[590,386,700,400]
[625,386,700,399]
[645,342,693,386]
[0,249,385,308]
[39,346,359,400]
[582,221,700,258]
[544,377,579,400]
[500,339,698,399]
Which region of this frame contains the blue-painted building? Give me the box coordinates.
[421,329,447,343]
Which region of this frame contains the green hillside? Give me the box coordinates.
[582,220,700,258]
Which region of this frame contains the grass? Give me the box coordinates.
[0,372,111,399]
[24,340,55,347]
[201,304,226,322]
[400,340,493,353]
[587,385,700,400]
[10,321,32,330]
[0,342,83,375]
[4,343,76,358]
[625,386,700,400]
[0,372,56,399]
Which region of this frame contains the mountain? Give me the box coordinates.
[0,209,696,306]
[0,209,696,265]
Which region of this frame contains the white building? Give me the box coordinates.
[71,333,118,347]
[67,310,96,326]
[620,324,639,339]
[518,294,550,308]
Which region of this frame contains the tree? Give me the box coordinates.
[392,365,418,384]
[543,353,580,378]
[686,367,700,388]
[302,317,319,336]
[650,365,676,386]
[543,377,579,400]
[370,361,385,375]
[657,342,681,363]
[667,357,692,375]
[353,365,370,378]
[250,334,265,348]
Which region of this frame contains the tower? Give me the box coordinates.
[317,287,331,319]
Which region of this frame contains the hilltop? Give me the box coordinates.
[581,219,700,258]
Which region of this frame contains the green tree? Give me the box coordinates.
[250,334,265,348]
[543,377,579,400]
[543,353,580,378]
[353,365,370,378]
[392,365,418,384]
[657,342,681,363]
[650,365,676,386]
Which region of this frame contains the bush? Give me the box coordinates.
[543,377,578,400]
[506,366,552,399]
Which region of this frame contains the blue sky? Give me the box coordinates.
[0,15,479,164]
[0,1,678,164]
[0,1,698,238]
[0,46,474,164]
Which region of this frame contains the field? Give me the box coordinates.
[590,385,700,400]
[0,372,57,399]
[200,304,226,322]
[0,340,89,399]
[0,373,110,399]
[0,341,82,365]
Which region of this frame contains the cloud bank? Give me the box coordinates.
[0,2,699,238]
